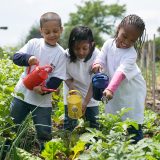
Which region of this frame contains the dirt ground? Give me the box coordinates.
[146,79,160,114]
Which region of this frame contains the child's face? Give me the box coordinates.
[116,25,141,49]
[40,20,62,46]
[73,40,91,59]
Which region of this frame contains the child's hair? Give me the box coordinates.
[68,26,95,62]
[116,14,146,52]
[40,12,62,28]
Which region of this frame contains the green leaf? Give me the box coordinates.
[71,140,86,159]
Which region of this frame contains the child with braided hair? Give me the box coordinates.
[92,14,146,143]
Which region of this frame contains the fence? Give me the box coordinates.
[140,34,160,111]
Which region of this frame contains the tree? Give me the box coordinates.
[61,0,126,48]
[155,37,160,60]
[157,27,160,36]
[24,0,126,48]
[25,23,42,43]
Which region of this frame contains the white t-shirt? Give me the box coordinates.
[63,48,100,107]
[14,38,66,107]
[96,39,146,124]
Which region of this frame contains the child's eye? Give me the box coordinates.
[82,47,88,50]
[44,30,59,35]
[44,31,50,35]
[53,30,59,33]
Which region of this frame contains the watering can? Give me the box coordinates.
[92,73,109,101]
[23,64,57,92]
[67,90,83,119]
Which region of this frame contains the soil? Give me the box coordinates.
[146,86,160,114]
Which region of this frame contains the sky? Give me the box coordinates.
[0,0,160,47]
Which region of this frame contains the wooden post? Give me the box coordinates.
[152,34,156,109]
[141,46,145,72]
[147,41,152,90]
[145,36,149,86]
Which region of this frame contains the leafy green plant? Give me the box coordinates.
[41,138,67,160]
[0,58,23,129]
[0,55,160,159]
[71,140,86,160]
[0,46,19,59]
[143,109,159,136]
[15,147,42,160]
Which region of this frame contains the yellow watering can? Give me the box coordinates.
[67,90,83,119]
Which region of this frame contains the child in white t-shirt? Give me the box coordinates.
[63,26,100,131]
[10,12,66,150]
[92,14,146,143]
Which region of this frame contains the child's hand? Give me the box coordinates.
[91,63,103,73]
[33,86,46,95]
[103,89,113,101]
[28,56,39,66]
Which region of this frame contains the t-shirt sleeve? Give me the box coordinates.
[64,52,72,80]
[50,52,67,80]
[65,65,72,80]
[94,41,108,67]
[116,48,141,80]
[13,39,35,66]
[13,53,32,66]
[18,39,35,55]
[46,77,63,89]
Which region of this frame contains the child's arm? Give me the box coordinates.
[107,71,126,93]
[103,71,126,100]
[46,77,63,89]
[82,83,93,113]
[13,53,38,66]
[65,79,75,90]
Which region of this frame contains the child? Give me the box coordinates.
[92,14,146,143]
[10,12,66,149]
[63,26,100,131]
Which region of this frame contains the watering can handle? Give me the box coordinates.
[41,87,57,92]
[68,90,82,96]
[43,65,54,73]
[27,63,39,74]
[27,64,53,75]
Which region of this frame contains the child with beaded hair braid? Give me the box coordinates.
[92,14,146,143]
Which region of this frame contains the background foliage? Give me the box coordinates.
[25,0,126,49]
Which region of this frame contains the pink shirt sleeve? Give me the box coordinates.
[107,71,126,94]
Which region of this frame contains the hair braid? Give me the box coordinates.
[116,14,146,53]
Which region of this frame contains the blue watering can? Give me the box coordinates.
[92,73,109,101]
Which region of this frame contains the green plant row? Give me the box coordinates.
[0,55,160,160]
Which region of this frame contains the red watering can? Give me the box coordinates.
[23,64,57,92]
